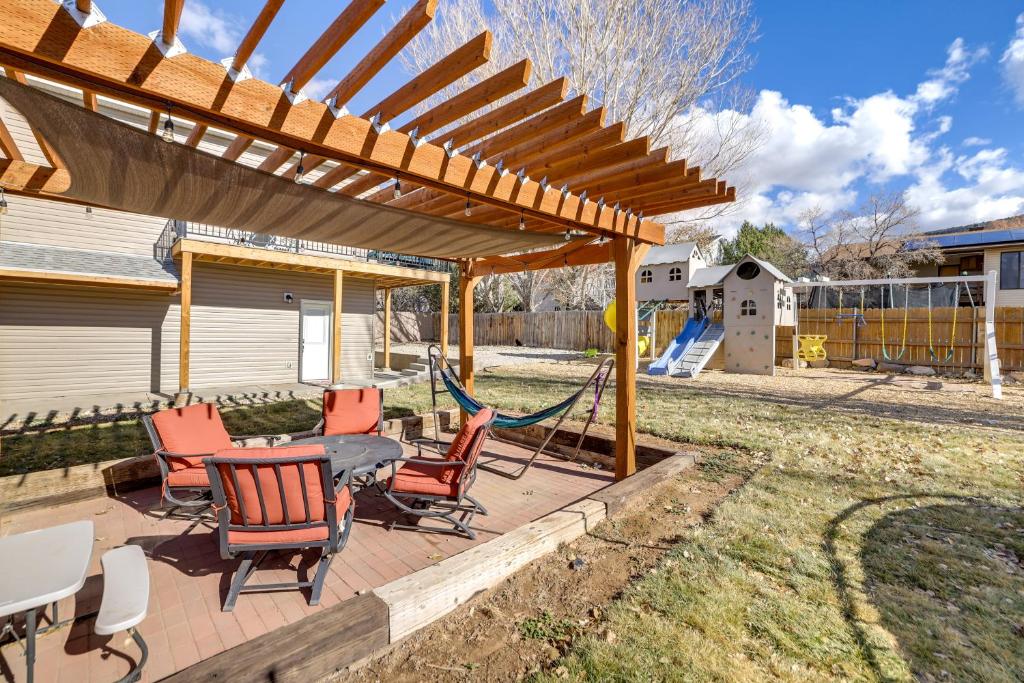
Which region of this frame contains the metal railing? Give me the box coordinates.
[158,220,450,273]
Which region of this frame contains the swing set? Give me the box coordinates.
[789,272,1002,399]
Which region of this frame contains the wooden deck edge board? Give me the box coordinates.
[589,451,698,517]
[374,498,607,641]
[157,592,389,683]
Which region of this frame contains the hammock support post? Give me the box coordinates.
[427,344,615,480]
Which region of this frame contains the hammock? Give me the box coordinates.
[427,345,614,480]
[438,366,587,429]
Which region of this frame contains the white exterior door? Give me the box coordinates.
[300,301,332,382]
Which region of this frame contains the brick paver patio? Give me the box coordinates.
[0,438,613,682]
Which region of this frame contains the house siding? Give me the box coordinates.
[985,246,1024,307]
[0,266,375,401]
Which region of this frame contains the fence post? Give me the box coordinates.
[983,271,1002,399]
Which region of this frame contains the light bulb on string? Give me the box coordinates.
[294,151,305,184]
[161,104,175,143]
[464,198,472,217]
[518,211,525,230]
[393,175,402,199]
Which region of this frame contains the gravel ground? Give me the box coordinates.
[390,342,583,369]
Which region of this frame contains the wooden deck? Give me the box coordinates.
[0,438,614,683]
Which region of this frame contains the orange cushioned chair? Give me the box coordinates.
[143,403,282,519]
[382,409,496,539]
[204,444,354,611]
[317,388,383,436]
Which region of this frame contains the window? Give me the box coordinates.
[777,290,785,309]
[640,269,653,284]
[1000,251,1023,290]
[740,299,757,316]
[668,267,683,282]
[736,262,761,280]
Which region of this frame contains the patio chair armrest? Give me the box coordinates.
[391,456,466,469]
[155,448,219,460]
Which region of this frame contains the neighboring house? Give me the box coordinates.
[636,242,706,302]
[908,215,1024,307]
[0,88,447,403]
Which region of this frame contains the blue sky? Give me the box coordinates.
[95,1,1024,233]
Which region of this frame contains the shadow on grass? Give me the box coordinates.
[826,494,1024,682]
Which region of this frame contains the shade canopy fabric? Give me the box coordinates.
[0,78,571,260]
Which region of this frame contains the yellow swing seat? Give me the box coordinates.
[796,334,828,361]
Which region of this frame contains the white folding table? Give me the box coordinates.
[0,520,94,683]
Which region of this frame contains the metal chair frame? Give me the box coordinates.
[381,412,496,539]
[204,454,354,611]
[142,411,283,520]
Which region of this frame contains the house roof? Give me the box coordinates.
[641,242,700,266]
[687,265,733,288]
[909,228,1024,250]
[0,240,180,285]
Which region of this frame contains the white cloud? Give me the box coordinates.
[248,53,270,80]
[913,38,987,106]
[179,0,240,54]
[1001,13,1024,106]
[303,78,336,102]
[681,36,1024,233]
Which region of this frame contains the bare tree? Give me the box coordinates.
[474,273,520,312]
[800,192,941,280]
[401,0,762,309]
[507,270,550,312]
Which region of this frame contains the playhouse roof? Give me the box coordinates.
[727,255,793,283]
[641,242,701,266]
[687,265,732,288]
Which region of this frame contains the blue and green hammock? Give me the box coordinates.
[427,345,614,480]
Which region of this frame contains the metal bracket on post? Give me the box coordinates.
[279,80,307,105]
[61,0,107,27]
[325,95,350,119]
[220,57,252,83]
[368,113,390,135]
[407,126,426,148]
[442,140,458,159]
[148,30,187,58]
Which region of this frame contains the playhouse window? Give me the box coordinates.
[740,299,757,316]
[640,269,653,284]
[736,262,761,280]
[668,267,683,282]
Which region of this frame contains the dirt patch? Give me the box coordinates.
[329,449,752,682]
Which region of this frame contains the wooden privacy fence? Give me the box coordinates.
[775,306,1024,371]
[385,307,1024,372]
[441,309,691,356]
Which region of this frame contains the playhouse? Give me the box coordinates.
[641,251,795,378]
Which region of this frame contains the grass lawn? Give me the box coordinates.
[3,362,1023,681]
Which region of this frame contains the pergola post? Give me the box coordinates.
[382,287,392,370]
[332,269,343,384]
[176,250,192,406]
[458,262,479,427]
[439,278,450,358]
[612,237,647,480]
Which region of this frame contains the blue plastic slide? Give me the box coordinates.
[648,316,708,376]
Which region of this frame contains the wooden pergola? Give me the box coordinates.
[0,0,735,479]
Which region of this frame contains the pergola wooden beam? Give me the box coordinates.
[287,30,494,183]
[642,185,736,215]
[326,0,437,108]
[0,0,664,242]
[4,70,60,167]
[363,31,492,122]
[161,0,185,48]
[147,109,161,134]
[82,89,97,111]
[475,240,611,275]
[279,0,385,93]
[229,0,286,75]
[222,134,253,161]
[74,0,91,13]
[444,77,568,150]
[0,116,23,160]
[0,159,71,193]
[184,123,207,147]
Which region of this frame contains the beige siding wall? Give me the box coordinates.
[188,264,374,388]
[0,194,170,256]
[984,247,1024,307]
[0,267,375,401]
[0,281,178,400]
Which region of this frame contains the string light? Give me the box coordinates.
[393,174,402,199]
[294,151,306,184]
[518,211,525,230]
[464,196,472,217]
[161,104,175,143]
[0,186,8,216]
[564,229,572,241]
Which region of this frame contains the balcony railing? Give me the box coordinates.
[157,220,450,274]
